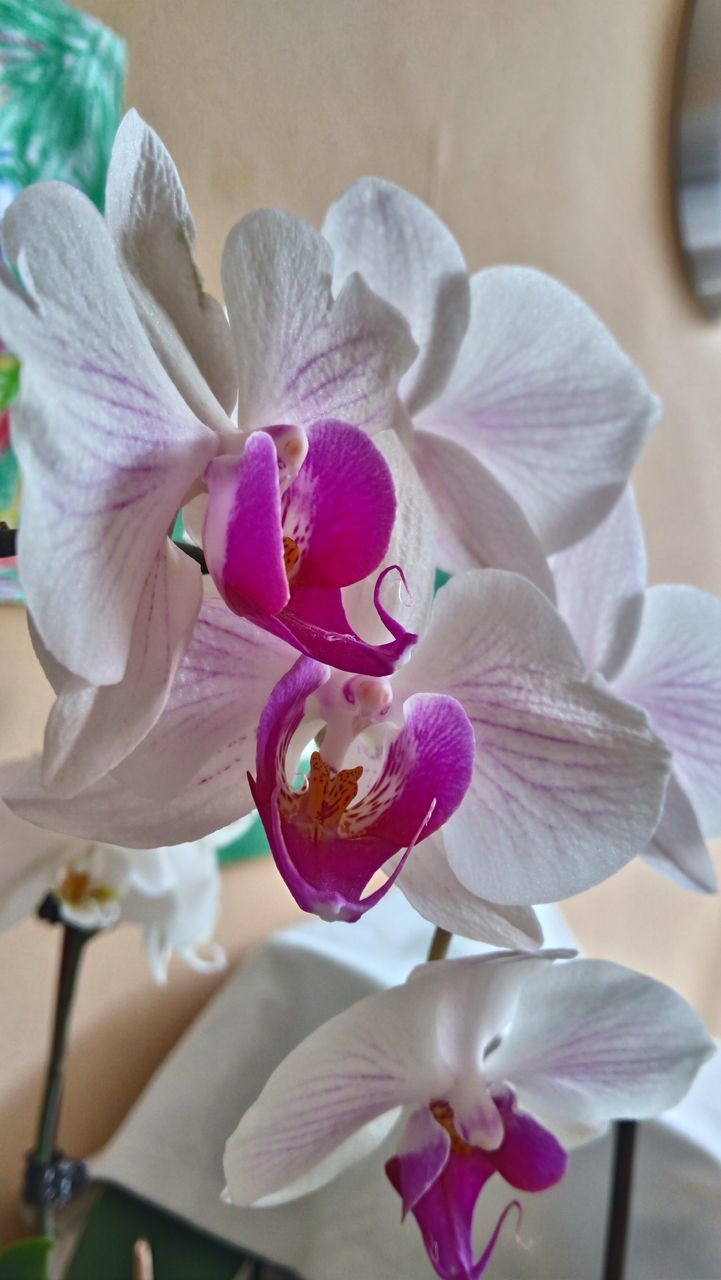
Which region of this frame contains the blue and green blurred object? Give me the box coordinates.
[0,0,127,600]
[0,0,126,209]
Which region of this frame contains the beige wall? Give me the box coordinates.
[3,0,721,1243]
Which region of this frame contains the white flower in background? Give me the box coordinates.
[551,485,721,893]
[0,794,225,984]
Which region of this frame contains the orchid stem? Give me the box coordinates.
[31,923,91,1249]
[0,526,208,573]
[601,1120,637,1280]
[427,927,452,963]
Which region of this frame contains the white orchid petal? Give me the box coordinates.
[489,959,715,1141]
[178,940,227,975]
[0,184,216,684]
[222,208,416,434]
[394,831,544,948]
[551,486,646,680]
[322,177,470,414]
[404,952,567,1082]
[0,781,83,929]
[113,598,295,798]
[224,981,454,1206]
[396,571,670,905]
[614,585,721,836]
[4,751,252,849]
[252,1111,403,1209]
[417,267,660,553]
[413,429,555,596]
[643,771,717,893]
[105,110,237,426]
[37,542,202,796]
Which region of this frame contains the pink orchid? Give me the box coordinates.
[248,654,476,924]
[224,951,713,1279]
[0,113,416,795]
[322,178,660,593]
[551,485,721,893]
[202,419,416,675]
[250,566,670,929]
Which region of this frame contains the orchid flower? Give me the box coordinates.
[202,418,416,675]
[5,570,670,944]
[0,793,225,984]
[249,567,670,929]
[551,485,721,893]
[0,112,416,795]
[224,951,714,1279]
[322,178,660,593]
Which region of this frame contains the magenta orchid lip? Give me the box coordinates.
[203,419,418,677]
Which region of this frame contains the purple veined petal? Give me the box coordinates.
[613,584,721,837]
[105,109,238,425]
[416,267,660,554]
[322,177,470,415]
[284,419,395,589]
[112,597,296,799]
[35,541,203,797]
[550,485,647,681]
[343,428,438,645]
[222,208,417,435]
[0,183,217,685]
[487,958,715,1142]
[412,428,555,598]
[343,692,475,845]
[395,570,670,906]
[224,981,455,1208]
[204,431,289,616]
[394,830,544,947]
[642,770,717,894]
[3,744,255,849]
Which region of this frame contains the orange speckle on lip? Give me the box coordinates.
[430,1100,475,1156]
[282,750,364,838]
[283,535,301,580]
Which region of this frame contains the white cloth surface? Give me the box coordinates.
[89,891,721,1279]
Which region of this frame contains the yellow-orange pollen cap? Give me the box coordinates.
[283,535,301,581]
[430,1100,475,1156]
[58,868,117,909]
